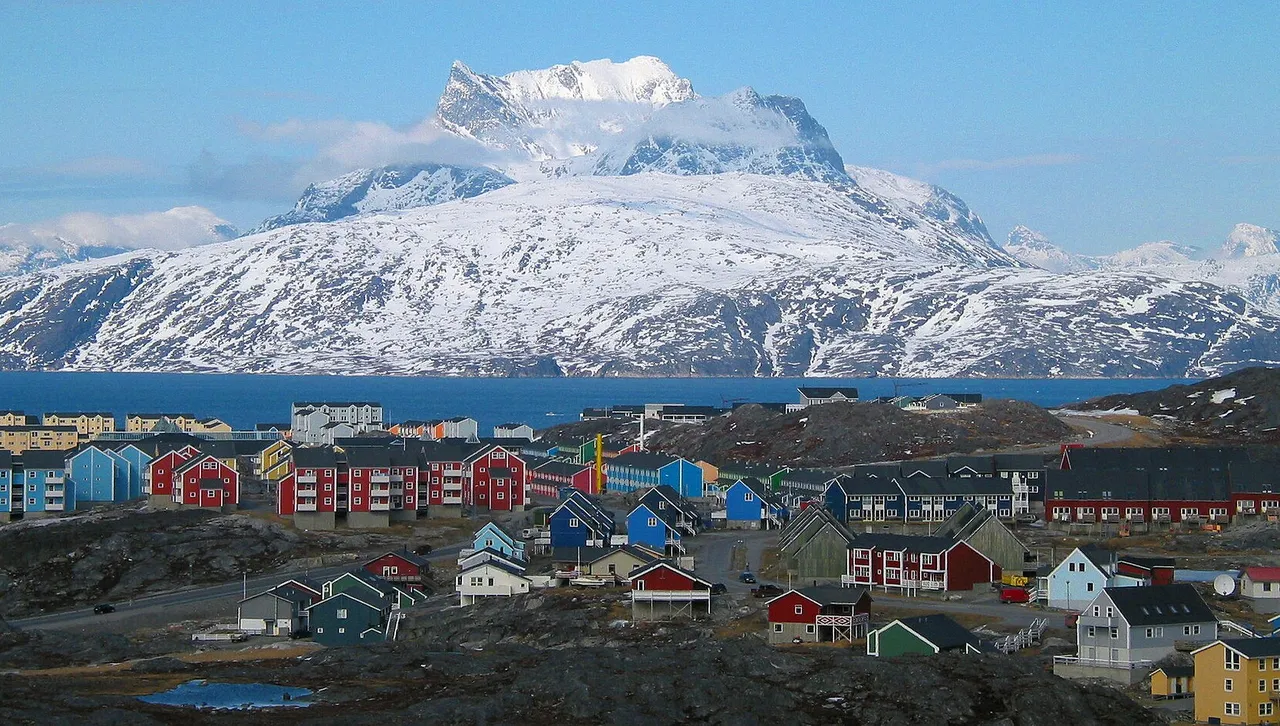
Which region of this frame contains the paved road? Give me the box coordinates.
[873,592,1052,628]
[1055,415,1140,447]
[684,529,778,594]
[13,540,469,631]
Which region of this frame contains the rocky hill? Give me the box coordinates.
[541,400,1072,467]
[1066,366,1280,441]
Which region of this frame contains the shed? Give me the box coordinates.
[1150,665,1194,699]
[866,614,982,657]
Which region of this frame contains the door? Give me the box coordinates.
[264,619,276,635]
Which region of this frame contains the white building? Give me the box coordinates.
[493,423,535,441]
[786,387,859,412]
[456,560,532,606]
[1240,567,1280,600]
[291,402,384,444]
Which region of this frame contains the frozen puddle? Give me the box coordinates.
[139,680,312,710]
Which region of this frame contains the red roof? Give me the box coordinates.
[1245,566,1280,583]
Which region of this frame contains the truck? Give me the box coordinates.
[1000,572,1030,588]
[999,586,1031,604]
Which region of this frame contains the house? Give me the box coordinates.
[0,411,31,426]
[464,444,529,512]
[1193,639,1280,724]
[778,469,839,503]
[994,453,1045,512]
[493,423,535,441]
[456,559,532,605]
[238,584,318,636]
[42,412,116,441]
[583,545,664,580]
[908,394,959,411]
[627,486,702,556]
[458,547,528,573]
[766,586,872,643]
[717,462,789,494]
[778,506,856,582]
[363,551,431,590]
[627,560,712,620]
[531,459,599,497]
[277,446,341,529]
[722,478,787,529]
[1150,665,1194,700]
[789,387,859,411]
[291,402,384,444]
[14,449,75,516]
[1055,584,1217,684]
[651,405,724,423]
[845,533,1000,592]
[0,425,79,454]
[1240,567,1280,600]
[67,445,131,506]
[171,452,239,510]
[1046,468,1232,527]
[125,413,198,433]
[1041,546,1174,611]
[866,614,982,657]
[548,490,615,549]
[467,522,526,562]
[942,393,983,408]
[426,417,479,441]
[307,589,389,646]
[933,503,1032,574]
[417,440,477,517]
[254,439,294,482]
[607,452,704,498]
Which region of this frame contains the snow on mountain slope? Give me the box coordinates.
[1000,226,1098,273]
[1100,240,1201,269]
[848,166,999,251]
[1223,223,1280,258]
[251,163,514,233]
[0,173,1275,378]
[0,207,237,276]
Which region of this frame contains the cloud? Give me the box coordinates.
[0,206,236,251]
[916,153,1083,176]
[187,151,307,202]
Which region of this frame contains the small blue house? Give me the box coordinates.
[306,590,388,646]
[627,502,683,555]
[548,490,616,548]
[607,452,704,497]
[723,478,788,529]
[469,521,526,561]
[69,446,123,505]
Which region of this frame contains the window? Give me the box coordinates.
[633,580,645,591]
[1263,703,1274,717]
[1086,582,1094,592]
[1092,605,1100,617]
[1261,679,1268,693]
[496,491,505,499]
[1272,678,1279,691]
[1109,627,1118,640]
[1145,627,1154,638]
[647,517,658,527]
[569,517,580,528]
[337,609,348,619]
[1226,678,1234,692]
[773,623,783,633]
[354,497,361,505]
[324,498,332,505]
[488,578,494,586]
[805,625,815,634]
[795,605,804,615]
[1225,703,1240,716]
[1227,648,1241,671]
[1105,607,1114,618]
[1087,626,1096,638]
[1184,625,1201,636]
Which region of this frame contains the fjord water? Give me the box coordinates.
[0,372,1194,431]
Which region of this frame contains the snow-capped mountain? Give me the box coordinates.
[1100,241,1201,269]
[1001,226,1097,273]
[1223,223,1280,258]
[0,207,237,276]
[0,173,1276,377]
[251,163,514,233]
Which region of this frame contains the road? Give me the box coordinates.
[13,540,469,632]
[873,592,1050,628]
[684,529,778,594]
[1054,414,1140,447]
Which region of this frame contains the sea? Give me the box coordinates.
[0,372,1197,433]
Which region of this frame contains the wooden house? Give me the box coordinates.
[627,560,712,621]
[363,551,431,590]
[867,614,982,657]
[456,559,532,605]
[1192,639,1280,724]
[307,590,388,646]
[1150,665,1194,699]
[778,506,856,582]
[1240,567,1280,600]
[723,478,787,530]
[766,586,871,644]
[548,490,615,549]
[933,503,1031,574]
[846,533,1000,592]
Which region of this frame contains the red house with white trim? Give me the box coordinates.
[363,551,430,590]
[846,533,999,592]
[145,445,202,502]
[531,460,599,497]
[465,445,528,512]
[766,586,873,643]
[627,560,712,620]
[172,453,239,509]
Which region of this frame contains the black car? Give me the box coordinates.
[93,603,116,615]
[752,584,785,598]
[738,571,757,584]
[710,583,728,595]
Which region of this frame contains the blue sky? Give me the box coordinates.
[2,1,1277,254]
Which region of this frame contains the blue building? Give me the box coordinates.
[0,451,14,519]
[17,450,74,516]
[67,443,150,507]
[306,590,388,646]
[723,478,788,529]
[469,521,526,561]
[628,485,703,556]
[548,490,615,548]
[607,452,703,497]
[823,466,1016,525]
[823,475,906,523]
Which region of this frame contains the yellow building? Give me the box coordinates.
[43,412,117,440]
[126,413,198,433]
[0,425,80,454]
[695,460,719,485]
[1151,665,1194,699]
[0,411,32,427]
[1194,639,1280,724]
[189,417,232,433]
[257,439,295,481]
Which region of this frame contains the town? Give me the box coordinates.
[5,386,1280,724]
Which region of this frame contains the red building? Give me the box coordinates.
[146,445,201,500]
[627,560,712,619]
[277,447,341,516]
[1045,469,1231,526]
[465,444,528,512]
[1115,555,1175,586]
[172,453,239,509]
[846,534,999,592]
[766,587,873,643]
[363,551,430,590]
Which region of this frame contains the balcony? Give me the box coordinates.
[441,495,463,505]
[443,482,464,492]
[296,500,318,512]
[46,475,64,484]
[631,589,711,603]
[816,613,869,628]
[296,483,317,493]
[44,500,64,511]
[1154,513,1171,522]
[1075,514,1096,523]
[297,474,317,484]
[1101,514,1119,523]
[1127,513,1145,522]
[369,499,391,511]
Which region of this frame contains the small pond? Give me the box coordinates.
[139,680,312,710]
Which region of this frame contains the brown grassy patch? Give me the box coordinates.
[758,547,783,580]
[177,644,321,663]
[715,615,764,639]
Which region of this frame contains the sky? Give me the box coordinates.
[1,1,1277,254]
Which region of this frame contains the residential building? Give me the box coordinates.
[845,533,1000,592]
[363,551,431,591]
[582,545,664,580]
[1150,665,1195,700]
[425,417,478,441]
[493,423,535,441]
[456,559,532,606]
[766,586,872,644]
[0,411,32,426]
[932,503,1032,574]
[67,445,132,506]
[1193,639,1280,724]
[238,581,321,636]
[607,452,703,497]
[1056,584,1217,684]
[14,449,75,517]
[42,412,116,441]
[867,614,983,657]
[777,506,856,582]
[722,478,787,529]
[548,490,615,549]
[1240,567,1280,600]
[466,522,526,562]
[531,459,599,497]
[627,560,712,620]
[627,486,701,556]
[125,413,199,433]
[1041,546,1175,611]
[788,387,859,412]
[0,425,79,454]
[291,402,384,444]
[307,588,389,646]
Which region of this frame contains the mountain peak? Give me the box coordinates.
[1223,222,1280,259]
[500,56,696,106]
[1001,226,1094,273]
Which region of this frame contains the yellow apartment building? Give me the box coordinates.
[43,412,117,440]
[126,413,198,433]
[0,425,80,454]
[1195,638,1280,724]
[0,411,32,427]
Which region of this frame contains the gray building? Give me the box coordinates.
[933,503,1032,573]
[778,506,855,582]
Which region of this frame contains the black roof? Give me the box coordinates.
[1064,446,1254,472]
[1154,665,1195,678]
[293,401,381,408]
[850,533,958,554]
[45,411,114,417]
[293,447,338,467]
[609,452,679,470]
[1106,584,1214,626]
[20,449,73,468]
[899,460,949,478]
[256,423,291,431]
[797,586,870,606]
[780,469,839,485]
[798,387,859,399]
[993,453,1046,470]
[895,614,980,651]
[1220,638,1280,659]
[345,447,393,467]
[1047,468,1231,501]
[829,474,900,497]
[1117,555,1176,570]
[941,393,983,404]
[948,456,995,475]
[535,459,591,477]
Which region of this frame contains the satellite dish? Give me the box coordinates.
[1214,574,1237,597]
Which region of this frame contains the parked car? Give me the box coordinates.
[1065,611,1081,628]
[738,571,757,584]
[520,528,542,539]
[752,584,784,598]
[92,603,116,615]
[710,583,728,595]
[999,587,1031,604]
